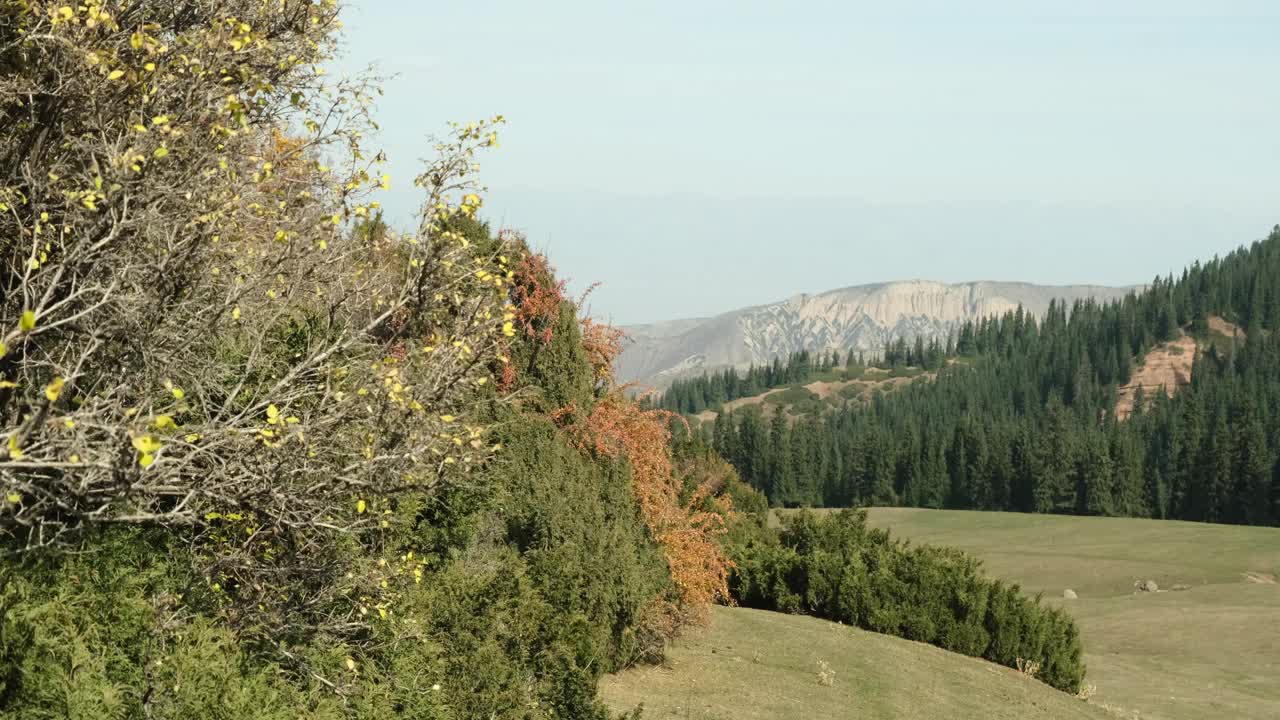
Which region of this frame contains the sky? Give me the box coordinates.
[337,1,1279,325]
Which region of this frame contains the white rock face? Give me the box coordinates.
[618,280,1135,387]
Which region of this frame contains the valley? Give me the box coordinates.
[2,4,1276,718]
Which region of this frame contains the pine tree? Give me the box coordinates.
[768,409,796,505]
[1075,431,1114,516]
[1231,402,1272,525]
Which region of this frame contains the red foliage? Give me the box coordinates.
[568,395,733,614]
[496,360,518,394]
[506,247,733,624]
[579,317,627,385]
[511,252,565,345]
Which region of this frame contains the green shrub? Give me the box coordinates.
[728,510,1086,693]
[0,410,673,720]
[764,385,818,406]
[838,384,865,401]
[0,532,342,720]
[888,366,925,379]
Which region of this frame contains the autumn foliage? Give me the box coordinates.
[501,246,734,622]
[580,316,627,386]
[511,250,567,345]
[577,396,733,609]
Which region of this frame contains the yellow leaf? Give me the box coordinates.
[7,434,22,461]
[153,414,177,431]
[151,115,169,126]
[153,146,169,159]
[26,258,38,270]
[232,306,241,321]
[0,381,16,390]
[184,433,200,443]
[19,310,36,332]
[0,342,6,359]
[108,69,125,81]
[5,492,20,504]
[266,404,280,424]
[356,499,367,514]
[44,377,64,402]
[63,419,75,429]
[131,434,162,454]
[345,657,356,672]
[139,453,155,468]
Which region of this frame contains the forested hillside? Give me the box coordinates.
[702,231,1280,526]
[657,341,947,416]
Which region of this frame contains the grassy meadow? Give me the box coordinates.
[604,509,1280,720]
[862,509,1280,720]
[600,606,1110,720]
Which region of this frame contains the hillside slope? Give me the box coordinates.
[601,606,1108,720]
[863,509,1280,720]
[620,280,1133,386]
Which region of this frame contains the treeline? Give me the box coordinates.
[705,229,1280,527]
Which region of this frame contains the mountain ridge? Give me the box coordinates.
[619,279,1138,387]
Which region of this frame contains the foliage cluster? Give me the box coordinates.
[728,510,1086,693]
[0,2,731,718]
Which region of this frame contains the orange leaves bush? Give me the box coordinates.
[511,251,565,344]
[568,395,733,613]
[580,317,626,386]
[503,244,733,623]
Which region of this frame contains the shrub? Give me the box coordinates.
[728,510,1086,693]
[838,384,866,401]
[765,385,819,406]
[0,3,740,717]
[0,1,516,657]
[888,366,926,379]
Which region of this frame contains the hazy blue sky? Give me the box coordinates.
[338,1,1278,324]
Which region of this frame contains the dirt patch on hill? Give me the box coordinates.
[805,379,855,399]
[694,388,784,422]
[1242,571,1277,585]
[1116,335,1197,420]
[1208,316,1245,340]
[694,371,933,422]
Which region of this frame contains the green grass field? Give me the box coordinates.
[861,509,1280,720]
[600,606,1110,720]
[603,509,1280,720]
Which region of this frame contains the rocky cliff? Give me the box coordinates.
[619,280,1135,387]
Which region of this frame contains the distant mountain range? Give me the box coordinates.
[618,281,1136,387]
